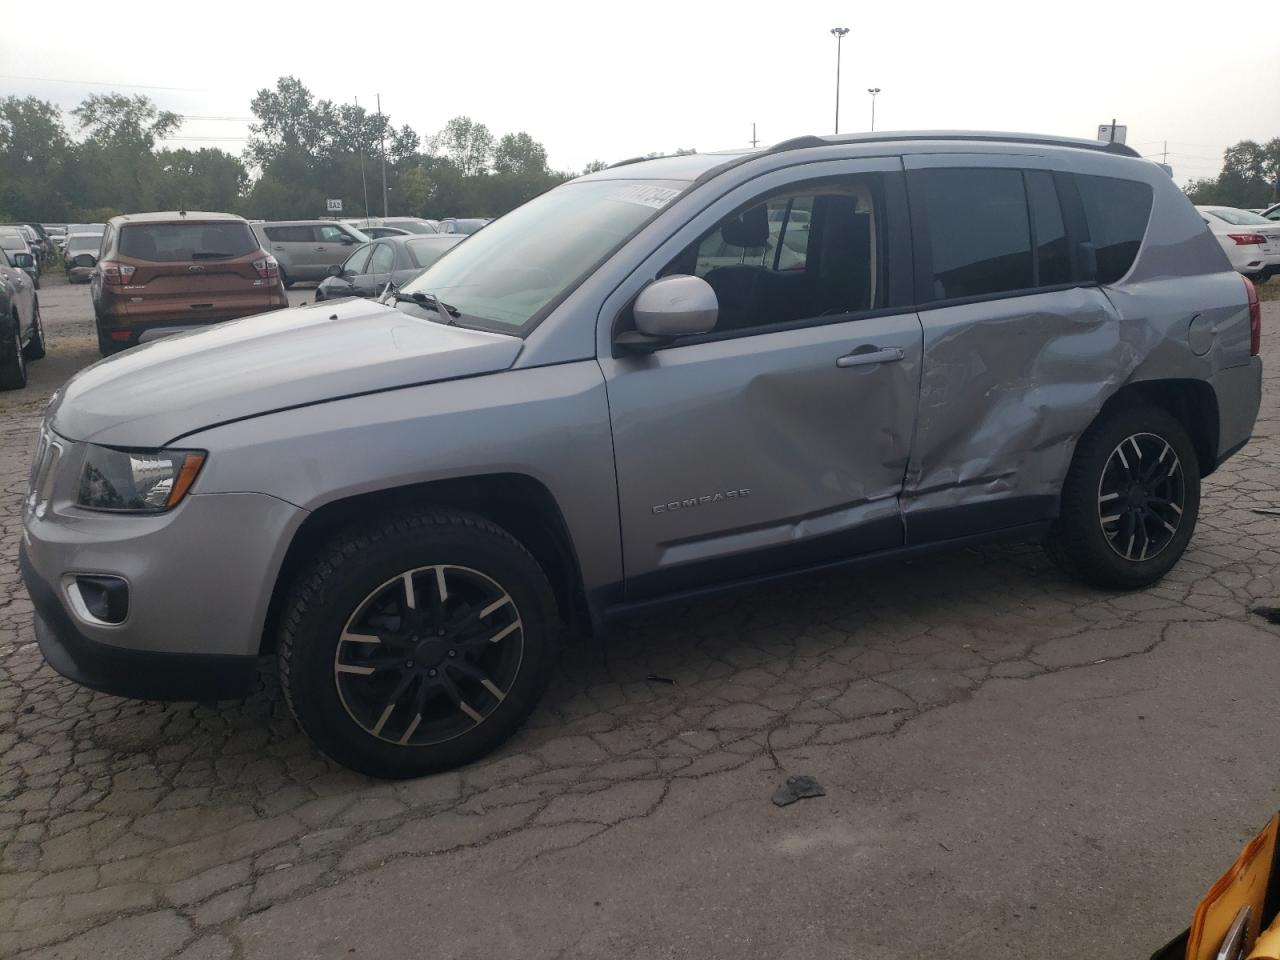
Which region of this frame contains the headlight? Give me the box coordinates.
[77,446,207,513]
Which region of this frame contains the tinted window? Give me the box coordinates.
[662,177,884,333]
[406,238,459,269]
[1026,171,1072,286]
[915,168,1032,300]
[367,243,395,274]
[264,225,312,243]
[1076,175,1153,284]
[119,222,258,262]
[342,243,372,275]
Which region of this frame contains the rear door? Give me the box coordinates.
[115,220,274,321]
[263,225,312,278]
[313,224,358,275]
[899,157,1129,541]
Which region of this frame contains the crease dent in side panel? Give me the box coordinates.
[902,286,1156,514]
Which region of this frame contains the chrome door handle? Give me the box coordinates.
[836,346,904,368]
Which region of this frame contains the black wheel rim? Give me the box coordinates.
[334,564,524,747]
[1097,432,1186,562]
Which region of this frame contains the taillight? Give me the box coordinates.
[1244,275,1261,356]
[253,255,279,280]
[99,261,136,285]
[1228,233,1267,246]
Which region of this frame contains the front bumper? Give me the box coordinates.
[20,450,305,700]
[21,545,258,701]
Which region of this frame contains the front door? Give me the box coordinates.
[599,164,922,600]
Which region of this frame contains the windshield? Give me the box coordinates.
[0,233,25,250]
[401,179,682,331]
[1208,208,1271,226]
[67,235,99,253]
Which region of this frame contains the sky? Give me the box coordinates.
[2,0,1277,185]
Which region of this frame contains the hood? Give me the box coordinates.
[50,297,523,446]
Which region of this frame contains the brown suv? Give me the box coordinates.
[91,211,288,355]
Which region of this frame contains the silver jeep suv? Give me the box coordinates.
[21,132,1264,778]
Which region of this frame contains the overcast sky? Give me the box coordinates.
[3,0,1277,185]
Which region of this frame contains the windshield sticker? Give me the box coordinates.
[608,184,680,209]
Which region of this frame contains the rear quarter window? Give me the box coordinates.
[1076,175,1153,284]
[119,222,259,262]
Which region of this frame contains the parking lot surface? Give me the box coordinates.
[2,282,1279,960]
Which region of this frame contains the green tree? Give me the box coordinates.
[0,96,72,220]
[156,148,246,211]
[432,117,494,177]
[493,132,548,176]
[1184,137,1280,208]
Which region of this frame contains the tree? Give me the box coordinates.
[72,93,179,149]
[433,117,494,177]
[1184,137,1280,208]
[493,132,548,176]
[581,159,609,175]
[246,76,335,169]
[156,148,246,211]
[0,97,73,219]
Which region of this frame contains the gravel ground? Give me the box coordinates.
[1,283,1278,960]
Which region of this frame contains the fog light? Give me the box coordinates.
[75,576,129,624]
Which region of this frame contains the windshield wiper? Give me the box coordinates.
[390,290,461,322]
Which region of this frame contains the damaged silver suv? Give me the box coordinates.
[21,132,1263,778]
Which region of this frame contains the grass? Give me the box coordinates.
[1257,278,1280,302]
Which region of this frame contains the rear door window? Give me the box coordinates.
[1075,175,1153,283]
[118,222,258,261]
[264,225,312,243]
[1025,171,1072,286]
[912,168,1034,301]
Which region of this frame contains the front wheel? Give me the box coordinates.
[22,301,45,360]
[278,508,559,779]
[1045,405,1200,589]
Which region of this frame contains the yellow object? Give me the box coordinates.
[1187,814,1279,960]
[1248,920,1280,960]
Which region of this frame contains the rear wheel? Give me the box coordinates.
[96,322,128,357]
[280,268,294,290]
[1045,405,1200,589]
[0,313,28,390]
[22,301,45,360]
[278,508,559,779]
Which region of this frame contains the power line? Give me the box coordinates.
[0,73,209,92]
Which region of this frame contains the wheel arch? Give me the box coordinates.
[1095,378,1220,478]
[259,473,590,655]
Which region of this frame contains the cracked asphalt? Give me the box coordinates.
[2,281,1279,960]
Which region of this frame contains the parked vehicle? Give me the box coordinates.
[438,217,490,235]
[8,225,48,270]
[21,132,1263,778]
[1263,201,1280,222]
[250,220,369,287]
[0,230,40,288]
[359,226,413,239]
[0,246,45,389]
[346,217,439,235]
[63,233,101,283]
[1197,205,1280,280]
[314,234,465,301]
[90,211,288,355]
[61,223,105,256]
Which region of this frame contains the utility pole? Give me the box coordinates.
[830,28,849,134]
[1162,140,1168,164]
[750,122,758,148]
[867,88,881,131]
[355,97,370,220]
[377,93,388,218]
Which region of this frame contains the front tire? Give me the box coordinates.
[22,301,45,360]
[278,508,559,779]
[0,312,28,390]
[1045,405,1200,589]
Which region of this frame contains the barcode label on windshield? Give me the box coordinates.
[609,185,680,209]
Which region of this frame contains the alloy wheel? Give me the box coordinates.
[333,564,524,746]
[1097,432,1185,562]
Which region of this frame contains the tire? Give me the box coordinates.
[278,507,560,779]
[22,301,45,361]
[280,268,294,290]
[96,322,127,357]
[0,312,28,390]
[1045,404,1200,589]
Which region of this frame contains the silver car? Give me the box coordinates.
[21,131,1264,778]
[251,220,369,287]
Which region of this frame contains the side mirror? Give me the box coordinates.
[11,252,33,269]
[339,235,357,245]
[327,263,344,278]
[616,275,718,354]
[1077,241,1098,283]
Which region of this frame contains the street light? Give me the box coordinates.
[830,27,849,135]
[867,87,881,131]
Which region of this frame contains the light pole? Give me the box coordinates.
[830,27,849,135]
[867,87,881,131]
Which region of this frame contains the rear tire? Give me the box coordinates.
[278,508,559,779]
[0,313,28,390]
[96,322,128,357]
[1045,404,1200,589]
[280,268,294,290]
[22,301,45,360]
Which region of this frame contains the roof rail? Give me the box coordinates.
[608,155,653,169]
[766,130,1142,159]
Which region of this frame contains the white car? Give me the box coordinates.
[1261,201,1280,223]
[1197,205,1280,280]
